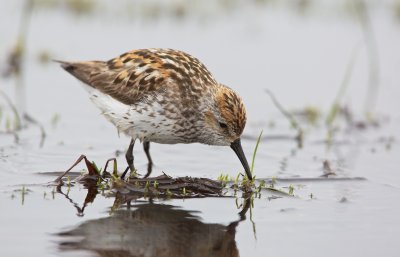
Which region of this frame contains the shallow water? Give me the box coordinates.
[1,1,400,256]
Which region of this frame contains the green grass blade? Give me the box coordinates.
[250,130,263,174]
[325,45,359,126]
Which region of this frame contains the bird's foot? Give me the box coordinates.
[128,166,138,179]
[121,165,137,180]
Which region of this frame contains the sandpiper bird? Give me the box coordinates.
[58,48,251,179]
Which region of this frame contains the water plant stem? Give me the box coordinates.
[265,89,304,148]
[250,130,263,175]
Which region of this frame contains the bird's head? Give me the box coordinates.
[202,84,252,179]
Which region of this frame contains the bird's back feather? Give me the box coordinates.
[58,49,217,106]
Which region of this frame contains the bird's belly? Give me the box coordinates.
[84,85,188,144]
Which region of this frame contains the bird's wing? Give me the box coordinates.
[59,49,217,105]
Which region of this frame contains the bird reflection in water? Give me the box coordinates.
[57,198,251,257]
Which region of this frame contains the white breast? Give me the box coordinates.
[82,84,182,144]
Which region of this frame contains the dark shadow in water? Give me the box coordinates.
[56,179,98,217]
[57,199,250,257]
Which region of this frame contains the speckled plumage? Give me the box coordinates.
[59,48,251,178]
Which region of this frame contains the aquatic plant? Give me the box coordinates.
[265,89,304,148]
[1,0,46,143]
[250,130,263,176]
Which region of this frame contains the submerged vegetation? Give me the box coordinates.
[53,154,298,201]
[40,154,307,219]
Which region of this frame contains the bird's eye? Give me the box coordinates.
[219,122,228,129]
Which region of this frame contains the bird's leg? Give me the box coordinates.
[143,141,153,178]
[124,139,136,178]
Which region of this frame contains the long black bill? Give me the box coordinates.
[230,138,252,180]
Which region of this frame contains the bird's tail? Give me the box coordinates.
[54,59,106,86]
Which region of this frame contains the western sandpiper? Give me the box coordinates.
[58,48,251,179]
